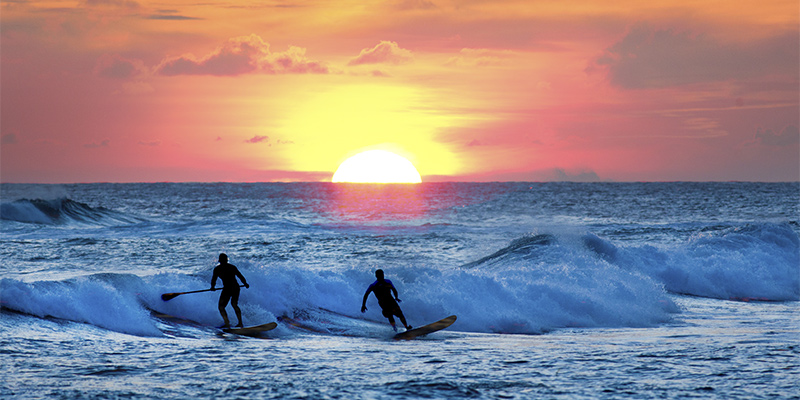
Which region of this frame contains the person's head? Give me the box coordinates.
[219,253,228,264]
[375,269,384,280]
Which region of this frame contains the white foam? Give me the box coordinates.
[618,223,800,301]
[1,276,161,336]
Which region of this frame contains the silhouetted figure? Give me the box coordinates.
[361,269,411,332]
[211,253,249,328]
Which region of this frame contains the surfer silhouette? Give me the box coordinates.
[361,269,412,332]
[211,253,249,328]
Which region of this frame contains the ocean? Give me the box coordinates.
[1,182,798,399]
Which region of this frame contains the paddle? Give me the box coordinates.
[161,284,246,301]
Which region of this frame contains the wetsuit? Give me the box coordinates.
[363,278,409,330]
[211,262,248,327]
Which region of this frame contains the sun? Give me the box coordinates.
[332,150,422,183]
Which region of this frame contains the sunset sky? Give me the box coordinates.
[1,0,798,183]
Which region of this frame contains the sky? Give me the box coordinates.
[1,0,798,183]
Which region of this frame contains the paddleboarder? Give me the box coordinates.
[361,269,412,332]
[211,253,249,328]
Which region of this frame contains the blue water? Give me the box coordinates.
[1,182,798,399]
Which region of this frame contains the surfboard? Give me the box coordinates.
[221,322,278,337]
[393,315,457,340]
[277,315,328,333]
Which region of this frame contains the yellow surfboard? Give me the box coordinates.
[221,322,278,337]
[393,315,457,340]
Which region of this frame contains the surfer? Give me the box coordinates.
[361,269,412,332]
[211,253,249,328]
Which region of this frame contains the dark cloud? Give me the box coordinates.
[2,133,18,144]
[94,54,145,79]
[348,41,413,66]
[753,125,799,147]
[593,24,800,89]
[146,14,201,20]
[84,139,110,148]
[390,0,437,10]
[86,0,140,9]
[156,35,328,76]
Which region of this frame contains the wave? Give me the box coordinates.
[0,274,161,336]
[468,223,800,302]
[622,223,800,301]
[3,223,794,337]
[0,198,144,226]
[0,257,678,337]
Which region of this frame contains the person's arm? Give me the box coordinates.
[390,282,400,302]
[234,266,249,288]
[210,267,218,290]
[361,286,373,312]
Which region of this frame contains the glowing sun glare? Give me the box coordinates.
[332,150,422,183]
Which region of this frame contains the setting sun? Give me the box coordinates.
[332,150,422,183]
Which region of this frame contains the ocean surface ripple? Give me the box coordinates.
[1,182,798,399]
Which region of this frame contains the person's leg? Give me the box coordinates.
[382,307,397,331]
[231,289,243,327]
[395,308,411,330]
[218,292,231,327]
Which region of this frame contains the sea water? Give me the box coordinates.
[1,182,798,399]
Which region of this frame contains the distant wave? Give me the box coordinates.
[0,198,144,226]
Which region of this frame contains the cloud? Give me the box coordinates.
[137,140,160,146]
[390,0,437,10]
[94,54,146,79]
[146,14,201,20]
[156,35,328,76]
[146,10,201,20]
[87,0,141,9]
[751,125,799,147]
[245,135,269,144]
[466,139,482,146]
[445,48,517,67]
[2,133,18,144]
[348,41,413,66]
[84,139,110,148]
[593,24,800,89]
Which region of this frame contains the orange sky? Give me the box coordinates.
[1,0,798,182]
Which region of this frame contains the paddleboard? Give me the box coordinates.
[393,315,457,340]
[221,322,278,337]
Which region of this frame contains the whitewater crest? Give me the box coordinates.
[470,224,800,302]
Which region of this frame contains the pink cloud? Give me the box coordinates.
[445,48,517,67]
[156,35,328,76]
[348,41,412,66]
[245,135,269,144]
